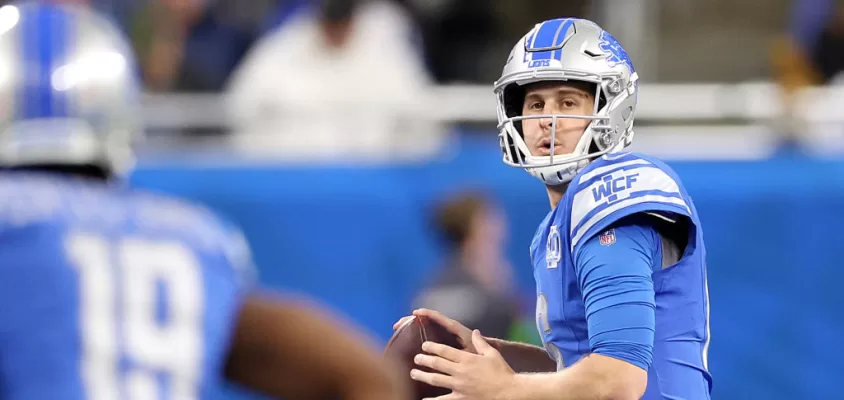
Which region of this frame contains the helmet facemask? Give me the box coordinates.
[496,73,637,186]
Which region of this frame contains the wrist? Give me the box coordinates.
[499,373,531,400]
[503,372,563,400]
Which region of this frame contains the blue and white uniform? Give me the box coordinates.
[530,152,712,400]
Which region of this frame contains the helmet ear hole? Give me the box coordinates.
[503,85,525,119]
[622,105,633,121]
[503,84,526,136]
[502,84,527,145]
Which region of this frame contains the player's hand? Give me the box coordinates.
[411,330,516,400]
[393,309,477,354]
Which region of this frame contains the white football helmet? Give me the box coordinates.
[0,2,141,177]
[494,18,639,186]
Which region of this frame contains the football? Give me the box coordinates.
[384,316,463,399]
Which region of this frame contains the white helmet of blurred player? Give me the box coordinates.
[494,18,639,186]
[0,2,142,177]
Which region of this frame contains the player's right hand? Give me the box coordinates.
[392,308,478,354]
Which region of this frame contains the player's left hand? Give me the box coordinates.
[411,329,515,400]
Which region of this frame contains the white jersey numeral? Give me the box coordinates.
[66,233,204,400]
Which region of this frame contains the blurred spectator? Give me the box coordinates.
[772,0,844,152]
[261,0,316,32]
[136,0,207,91]
[225,0,442,159]
[413,192,519,339]
[773,0,843,93]
[132,0,275,93]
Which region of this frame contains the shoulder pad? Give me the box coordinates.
[568,155,690,251]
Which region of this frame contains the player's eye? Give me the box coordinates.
[528,101,544,111]
[561,99,578,108]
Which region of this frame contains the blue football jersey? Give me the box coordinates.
[529,152,712,399]
[0,172,254,399]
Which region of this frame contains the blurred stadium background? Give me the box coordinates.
[12,0,844,398]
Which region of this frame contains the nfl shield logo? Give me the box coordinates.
[599,229,616,246]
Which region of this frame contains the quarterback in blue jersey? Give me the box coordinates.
[0,3,408,400]
[396,18,712,399]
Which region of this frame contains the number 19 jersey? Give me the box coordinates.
[0,172,253,400]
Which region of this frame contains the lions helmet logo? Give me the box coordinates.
[599,31,634,73]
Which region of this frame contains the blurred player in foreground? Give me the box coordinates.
[395,18,712,399]
[0,3,408,399]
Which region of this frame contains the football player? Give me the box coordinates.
[395,18,712,400]
[0,3,408,399]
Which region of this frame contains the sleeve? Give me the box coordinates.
[574,220,660,371]
[569,160,691,253]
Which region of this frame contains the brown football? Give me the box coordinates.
[384,316,463,399]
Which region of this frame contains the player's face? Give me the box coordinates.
[521,81,595,157]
